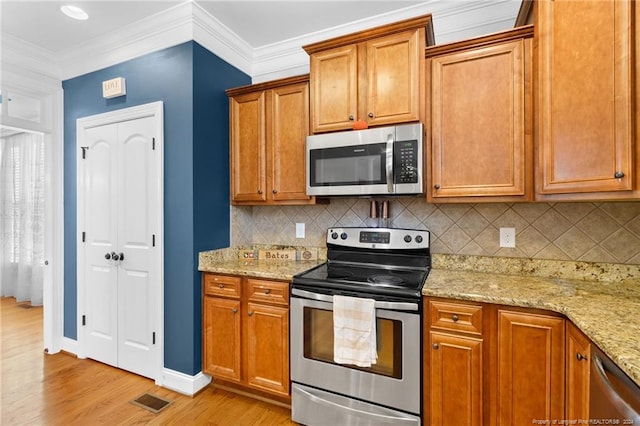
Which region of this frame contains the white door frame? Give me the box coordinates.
[0,73,63,355]
[76,101,164,383]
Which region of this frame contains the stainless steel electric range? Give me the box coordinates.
[290,227,431,426]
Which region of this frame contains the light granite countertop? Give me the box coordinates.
[198,245,325,280]
[199,247,640,387]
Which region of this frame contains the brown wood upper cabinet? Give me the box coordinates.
[426,26,534,202]
[304,15,434,133]
[536,0,639,200]
[227,75,315,205]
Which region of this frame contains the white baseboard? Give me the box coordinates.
[159,368,212,396]
[60,337,78,355]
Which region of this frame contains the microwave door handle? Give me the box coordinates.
[386,133,394,193]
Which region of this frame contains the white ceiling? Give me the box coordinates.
[0,0,524,81]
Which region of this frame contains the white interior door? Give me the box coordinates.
[81,123,119,367]
[116,117,159,379]
[77,102,163,380]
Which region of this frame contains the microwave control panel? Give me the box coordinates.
[394,140,419,183]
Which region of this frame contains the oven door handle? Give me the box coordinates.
[291,288,419,312]
[295,384,418,425]
[385,133,394,193]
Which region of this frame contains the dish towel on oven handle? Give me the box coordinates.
[333,295,378,367]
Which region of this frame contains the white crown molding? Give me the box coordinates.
[191,2,253,77]
[1,33,62,84]
[3,1,520,88]
[58,2,195,80]
[250,3,437,83]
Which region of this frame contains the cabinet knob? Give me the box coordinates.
[368,112,374,118]
[218,283,224,289]
[576,353,588,361]
[272,189,277,194]
[257,189,263,195]
[232,307,238,314]
[105,253,111,260]
[452,314,459,322]
[614,171,625,179]
[434,184,441,190]
[349,115,354,121]
[264,289,271,295]
[432,343,439,350]
[248,311,253,317]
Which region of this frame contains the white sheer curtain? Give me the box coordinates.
[0,131,45,305]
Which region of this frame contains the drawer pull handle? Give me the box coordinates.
[264,289,271,295]
[433,343,439,350]
[452,314,459,322]
[218,284,225,289]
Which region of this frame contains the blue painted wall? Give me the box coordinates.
[63,41,250,375]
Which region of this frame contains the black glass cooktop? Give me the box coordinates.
[292,261,429,300]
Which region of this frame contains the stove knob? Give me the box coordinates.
[340,232,348,240]
[404,235,412,243]
[415,235,423,243]
[331,232,339,240]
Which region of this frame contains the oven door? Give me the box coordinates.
[290,289,421,416]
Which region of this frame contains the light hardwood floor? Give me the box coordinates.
[1,297,296,425]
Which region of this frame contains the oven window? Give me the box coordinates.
[302,306,402,379]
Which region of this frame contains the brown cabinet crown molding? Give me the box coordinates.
[424,25,533,58]
[226,74,309,97]
[303,14,435,54]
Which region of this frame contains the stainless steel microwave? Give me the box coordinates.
[306,123,423,196]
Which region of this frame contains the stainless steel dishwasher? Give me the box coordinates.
[590,346,640,424]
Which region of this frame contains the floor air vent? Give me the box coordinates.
[130,393,173,414]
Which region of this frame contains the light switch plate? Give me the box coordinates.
[296,223,305,239]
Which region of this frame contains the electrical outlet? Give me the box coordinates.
[500,227,516,248]
[296,223,305,239]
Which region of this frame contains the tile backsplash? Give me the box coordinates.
[231,198,640,265]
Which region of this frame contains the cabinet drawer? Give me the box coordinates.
[247,279,289,306]
[203,274,241,298]
[429,300,483,335]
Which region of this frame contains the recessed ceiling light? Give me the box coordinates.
[60,5,89,21]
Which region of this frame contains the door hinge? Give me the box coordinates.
[152,234,155,247]
[152,332,156,345]
[82,315,86,326]
[152,137,156,151]
[82,231,86,242]
[81,146,89,159]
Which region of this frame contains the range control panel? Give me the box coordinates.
[327,227,430,250]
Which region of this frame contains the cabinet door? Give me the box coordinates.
[366,29,422,127]
[203,296,242,382]
[268,82,312,202]
[309,44,358,133]
[431,39,530,199]
[497,310,565,425]
[537,0,634,195]
[246,302,289,396]
[566,322,591,421]
[230,91,267,202]
[429,332,483,426]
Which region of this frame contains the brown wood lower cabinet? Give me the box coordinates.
[203,273,290,402]
[425,297,591,426]
[566,322,591,421]
[497,309,565,425]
